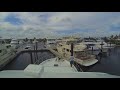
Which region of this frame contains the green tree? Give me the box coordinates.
[33,37,36,40]
[38,38,42,42]
[110,35,114,39]
[25,38,28,42]
[103,37,109,43]
[30,39,33,44]
[114,35,118,39]
[43,38,47,45]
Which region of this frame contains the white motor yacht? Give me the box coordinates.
[10,39,19,49]
[56,37,98,67]
[46,39,57,49]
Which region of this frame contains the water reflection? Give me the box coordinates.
[3,51,55,70]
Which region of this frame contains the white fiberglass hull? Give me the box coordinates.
[81,59,98,66]
[75,58,98,67]
[56,48,98,67]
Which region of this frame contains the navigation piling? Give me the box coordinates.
[36,42,38,60]
[70,43,83,72]
[34,45,36,62]
[30,52,33,64]
[71,43,74,56]
[100,41,104,50]
[92,46,93,55]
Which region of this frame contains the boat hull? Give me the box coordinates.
[56,47,98,67]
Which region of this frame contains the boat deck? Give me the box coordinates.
[47,47,98,67]
[41,72,119,78]
[40,58,77,72]
[0,70,119,78]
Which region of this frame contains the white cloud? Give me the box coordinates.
[0,12,120,38]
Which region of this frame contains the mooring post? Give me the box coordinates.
[92,46,93,55]
[34,45,36,62]
[71,43,74,56]
[100,41,104,51]
[35,41,38,60]
[30,52,33,64]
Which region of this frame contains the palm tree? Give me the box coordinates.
[43,38,47,45]
[103,37,109,46]
[109,35,116,46]
[30,39,33,44]
[110,35,114,39]
[38,38,42,42]
[119,34,120,38]
[25,38,28,42]
[33,37,36,41]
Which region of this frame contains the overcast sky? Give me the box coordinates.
[0,12,120,39]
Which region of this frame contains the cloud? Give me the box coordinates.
[0,12,120,38]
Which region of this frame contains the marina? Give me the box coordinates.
[1,42,56,70]
[0,12,120,78]
[0,41,120,76]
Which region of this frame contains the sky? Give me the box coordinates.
[0,12,120,39]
